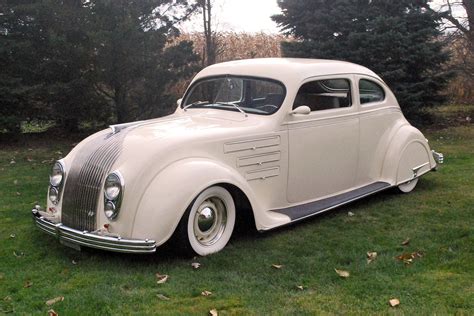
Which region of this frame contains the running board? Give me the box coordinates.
[273,182,391,221]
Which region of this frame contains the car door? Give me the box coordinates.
[286,76,359,204]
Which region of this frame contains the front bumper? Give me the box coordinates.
[32,208,156,254]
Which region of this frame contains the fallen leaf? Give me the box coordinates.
[209,309,218,316]
[348,211,355,217]
[45,296,64,306]
[13,251,24,258]
[396,251,423,264]
[48,309,58,316]
[156,294,170,301]
[9,234,15,239]
[389,298,400,307]
[10,160,16,164]
[191,262,201,269]
[201,290,212,297]
[71,260,77,265]
[335,269,350,278]
[272,264,283,269]
[156,273,169,284]
[16,192,21,196]
[296,285,304,290]
[367,251,378,264]
[401,238,410,246]
[24,281,33,288]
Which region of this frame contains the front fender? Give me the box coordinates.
[130,158,258,246]
[381,125,435,184]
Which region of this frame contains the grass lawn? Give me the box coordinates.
[1,107,473,315]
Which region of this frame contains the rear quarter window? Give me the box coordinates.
[359,79,385,104]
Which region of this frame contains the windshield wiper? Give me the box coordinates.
[184,101,248,117]
[183,101,209,111]
[213,102,248,117]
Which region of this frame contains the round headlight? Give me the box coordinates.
[104,201,117,220]
[49,187,59,204]
[104,173,122,201]
[50,161,64,187]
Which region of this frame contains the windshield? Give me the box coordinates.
[182,76,286,115]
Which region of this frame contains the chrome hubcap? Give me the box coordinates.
[194,197,227,246]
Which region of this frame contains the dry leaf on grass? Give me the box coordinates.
[45,296,64,306]
[201,290,213,297]
[401,238,410,246]
[209,309,218,316]
[9,234,15,239]
[367,252,378,264]
[71,260,77,265]
[10,160,16,164]
[156,273,169,284]
[191,262,201,269]
[389,298,400,307]
[16,192,21,196]
[335,269,350,278]
[157,294,170,301]
[48,309,58,316]
[272,264,283,269]
[13,251,24,258]
[348,211,355,217]
[24,281,33,288]
[396,251,423,264]
[296,285,304,290]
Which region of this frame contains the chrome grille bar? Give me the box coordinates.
[61,131,126,231]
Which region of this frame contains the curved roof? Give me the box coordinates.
[194,58,383,84]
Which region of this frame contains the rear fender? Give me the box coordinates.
[381,125,435,185]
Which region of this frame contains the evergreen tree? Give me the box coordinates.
[0,0,199,133]
[273,0,451,117]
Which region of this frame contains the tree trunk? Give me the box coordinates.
[114,85,128,123]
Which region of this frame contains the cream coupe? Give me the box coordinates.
[32,58,443,255]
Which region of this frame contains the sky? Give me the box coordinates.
[179,0,468,34]
[180,0,281,34]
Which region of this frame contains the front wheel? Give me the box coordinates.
[177,186,236,256]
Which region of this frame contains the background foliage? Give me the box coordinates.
[0,0,199,133]
[272,0,452,118]
[0,0,472,136]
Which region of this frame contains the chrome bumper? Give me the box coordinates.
[432,150,444,165]
[32,208,156,254]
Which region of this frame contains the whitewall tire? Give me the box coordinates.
[398,178,419,193]
[180,186,236,256]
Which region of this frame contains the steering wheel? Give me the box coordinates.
[256,104,279,111]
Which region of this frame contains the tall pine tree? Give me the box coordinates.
[273,0,451,118]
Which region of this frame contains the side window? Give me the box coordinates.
[293,79,352,111]
[359,79,385,104]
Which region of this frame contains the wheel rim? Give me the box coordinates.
[193,197,227,246]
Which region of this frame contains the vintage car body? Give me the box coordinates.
[32,58,443,255]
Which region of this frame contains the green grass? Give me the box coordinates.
[1,108,473,315]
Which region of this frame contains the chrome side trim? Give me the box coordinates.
[32,209,156,254]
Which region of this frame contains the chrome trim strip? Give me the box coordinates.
[32,209,156,254]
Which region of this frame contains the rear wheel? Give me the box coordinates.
[176,186,236,256]
[398,178,419,193]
